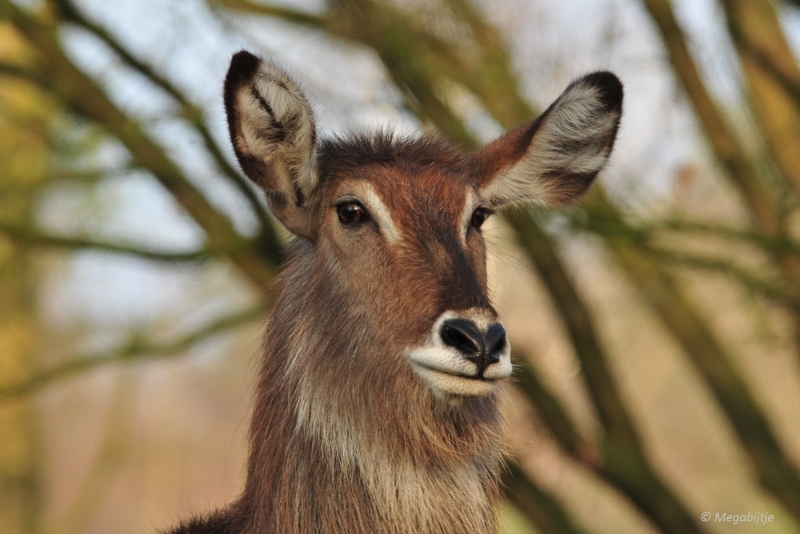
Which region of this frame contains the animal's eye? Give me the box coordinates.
[337,202,368,225]
[471,207,491,229]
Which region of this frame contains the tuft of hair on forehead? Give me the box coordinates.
[316,131,472,181]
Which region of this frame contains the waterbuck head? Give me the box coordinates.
[215,51,622,533]
[224,51,621,408]
[225,52,622,410]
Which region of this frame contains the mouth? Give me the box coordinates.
[409,361,500,399]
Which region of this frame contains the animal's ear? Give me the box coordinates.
[475,72,622,208]
[224,50,318,238]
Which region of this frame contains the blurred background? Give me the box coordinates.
[2,0,800,533]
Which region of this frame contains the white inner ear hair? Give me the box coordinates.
[483,82,619,207]
[237,61,318,200]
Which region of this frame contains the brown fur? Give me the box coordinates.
[165,51,623,534]
[168,135,506,534]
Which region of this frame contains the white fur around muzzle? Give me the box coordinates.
[406,312,512,399]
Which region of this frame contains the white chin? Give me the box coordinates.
[411,363,499,399]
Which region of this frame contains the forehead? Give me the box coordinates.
[317,133,475,211]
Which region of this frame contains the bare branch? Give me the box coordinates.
[720,0,800,196]
[0,59,51,89]
[51,0,276,237]
[505,208,644,452]
[0,61,34,79]
[643,247,799,310]
[641,0,780,234]
[650,219,800,256]
[328,0,478,145]
[0,220,214,263]
[208,0,326,27]
[733,26,800,113]
[3,1,280,288]
[568,212,800,308]
[0,306,265,400]
[512,354,587,459]
[440,0,535,128]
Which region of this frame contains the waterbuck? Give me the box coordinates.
[168,50,622,533]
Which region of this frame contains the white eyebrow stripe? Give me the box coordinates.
[361,183,402,243]
[460,190,476,245]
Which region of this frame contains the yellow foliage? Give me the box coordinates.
[0,18,56,534]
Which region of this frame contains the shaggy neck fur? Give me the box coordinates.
[210,241,506,534]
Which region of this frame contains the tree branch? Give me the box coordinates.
[0,59,51,88]
[590,192,800,523]
[440,0,536,127]
[51,0,278,244]
[0,61,35,80]
[568,212,800,309]
[2,0,278,289]
[0,220,215,263]
[732,24,800,114]
[0,306,264,400]
[648,219,800,256]
[512,354,587,459]
[643,246,799,311]
[719,0,800,197]
[208,0,326,27]
[505,208,644,451]
[641,0,780,235]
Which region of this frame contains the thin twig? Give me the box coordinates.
[208,0,326,27]
[649,219,800,255]
[0,220,214,263]
[644,246,798,310]
[0,306,264,400]
[0,62,36,80]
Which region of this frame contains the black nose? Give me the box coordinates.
[440,319,507,375]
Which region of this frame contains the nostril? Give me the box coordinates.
[441,319,482,355]
[440,319,507,375]
[485,324,507,365]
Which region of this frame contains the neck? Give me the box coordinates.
[233,243,505,533]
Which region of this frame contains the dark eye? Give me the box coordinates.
[471,207,491,229]
[337,202,368,224]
